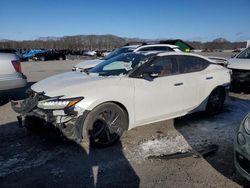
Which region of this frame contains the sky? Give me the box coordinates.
[0,0,249,42]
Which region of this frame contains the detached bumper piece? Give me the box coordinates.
[11,91,46,114]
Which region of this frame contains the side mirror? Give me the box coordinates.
[141,67,160,81]
[146,72,159,78]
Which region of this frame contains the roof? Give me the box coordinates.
[122,45,140,49]
[136,44,179,49]
[159,39,194,50]
[157,51,212,61]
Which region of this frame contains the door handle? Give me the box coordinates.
[206,76,213,80]
[174,82,183,86]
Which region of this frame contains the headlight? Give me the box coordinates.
[244,114,250,134]
[37,97,83,110]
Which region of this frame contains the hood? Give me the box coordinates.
[228,58,250,70]
[31,71,120,97]
[74,59,103,69]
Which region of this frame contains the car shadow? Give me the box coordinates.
[174,96,250,187]
[0,82,36,106]
[230,86,250,94]
[0,121,140,187]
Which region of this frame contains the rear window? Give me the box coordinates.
[177,55,209,73]
[137,46,174,52]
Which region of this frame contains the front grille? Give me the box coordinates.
[236,151,250,174]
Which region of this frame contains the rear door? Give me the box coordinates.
[176,55,210,113]
[133,55,185,125]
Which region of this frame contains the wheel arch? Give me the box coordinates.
[87,100,130,129]
[206,85,226,106]
[205,84,227,114]
[111,101,129,123]
[210,85,226,96]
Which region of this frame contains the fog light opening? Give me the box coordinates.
[237,132,246,145]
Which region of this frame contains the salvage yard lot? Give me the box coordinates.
[1,54,250,187]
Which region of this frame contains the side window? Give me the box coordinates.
[237,48,250,59]
[137,47,154,52]
[137,46,174,52]
[178,56,209,73]
[152,46,174,51]
[146,56,178,77]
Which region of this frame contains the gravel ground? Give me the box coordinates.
[0,55,250,187]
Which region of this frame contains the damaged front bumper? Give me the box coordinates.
[11,91,89,142]
[231,69,250,84]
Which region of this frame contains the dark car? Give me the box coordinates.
[34,50,66,61]
[0,49,22,58]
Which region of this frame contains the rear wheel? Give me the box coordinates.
[83,103,128,147]
[206,87,225,115]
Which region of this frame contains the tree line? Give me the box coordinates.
[0,35,247,51]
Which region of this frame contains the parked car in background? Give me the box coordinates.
[228,47,250,90]
[0,52,27,93]
[84,50,96,56]
[0,49,22,59]
[95,50,111,57]
[234,112,250,181]
[22,49,48,61]
[33,50,66,61]
[12,52,230,147]
[72,43,182,72]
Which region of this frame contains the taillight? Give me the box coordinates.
[11,60,21,73]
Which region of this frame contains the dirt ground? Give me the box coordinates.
[0,54,250,187]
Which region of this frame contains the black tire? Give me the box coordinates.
[83,103,128,147]
[206,87,225,115]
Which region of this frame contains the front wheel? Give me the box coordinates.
[206,87,225,115]
[83,103,128,147]
[40,56,45,61]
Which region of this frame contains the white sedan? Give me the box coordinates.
[12,52,231,146]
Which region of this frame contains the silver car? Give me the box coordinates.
[0,52,27,93]
[228,47,250,90]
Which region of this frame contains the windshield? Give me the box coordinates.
[102,47,134,60]
[237,47,250,59]
[89,53,147,76]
